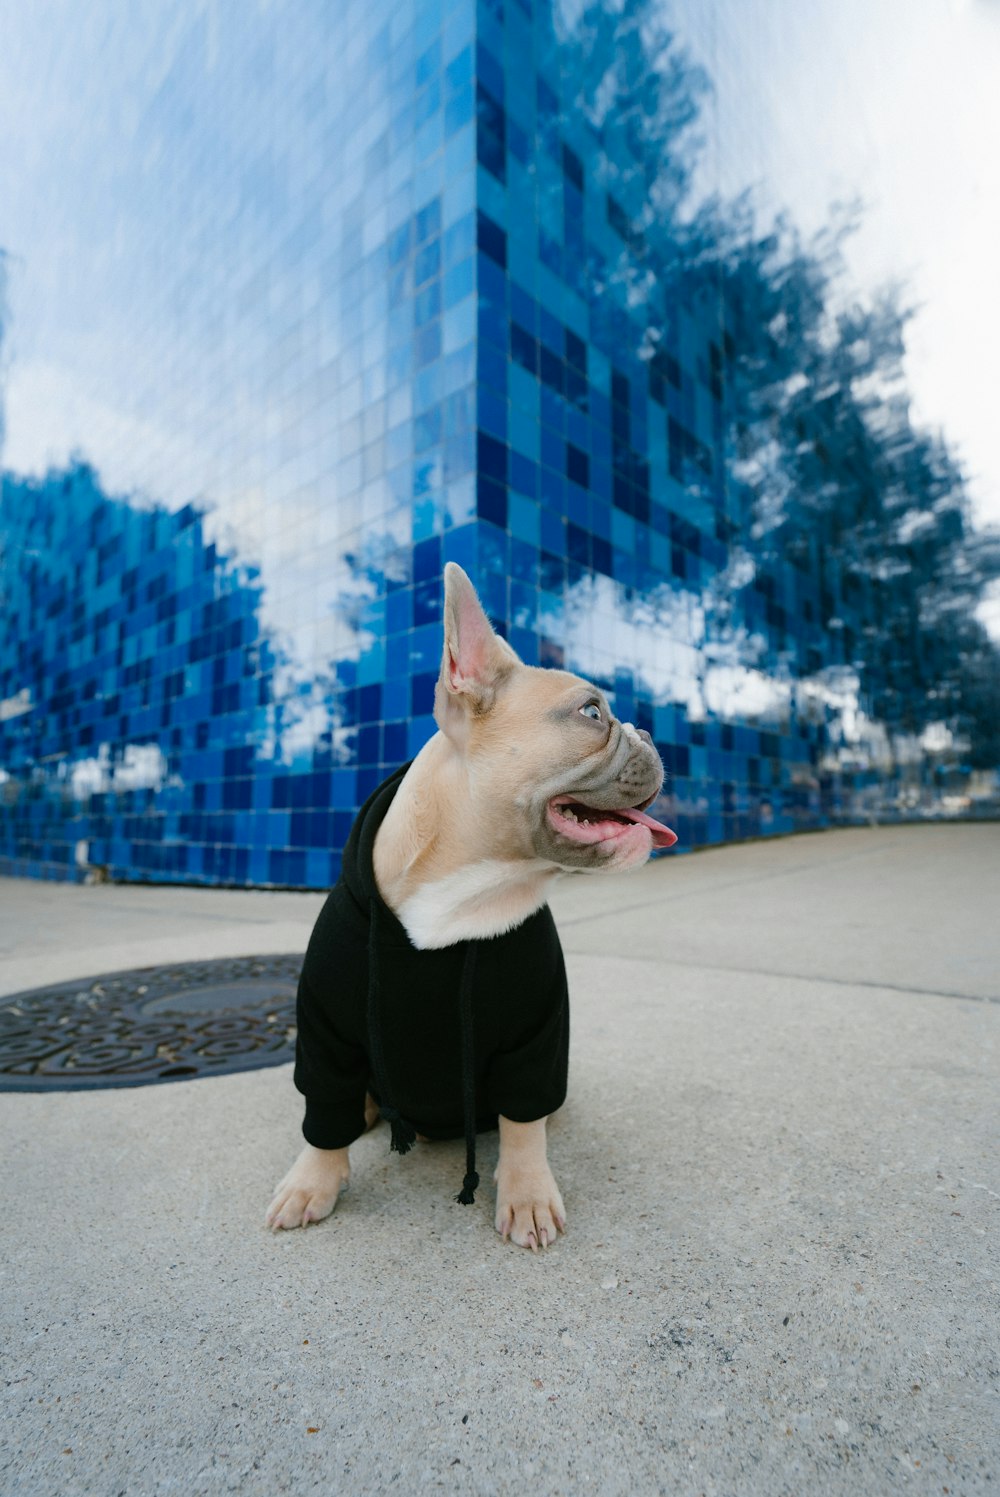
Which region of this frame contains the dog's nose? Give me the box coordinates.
[637,728,653,746]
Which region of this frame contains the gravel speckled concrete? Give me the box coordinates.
[1,825,997,1495]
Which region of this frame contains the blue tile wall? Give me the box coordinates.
[0,0,977,885]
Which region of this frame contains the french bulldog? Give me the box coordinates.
[266,562,676,1249]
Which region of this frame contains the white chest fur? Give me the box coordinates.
[395,858,559,949]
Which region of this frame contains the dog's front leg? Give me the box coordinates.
[494,1116,566,1250]
[265,1143,351,1230]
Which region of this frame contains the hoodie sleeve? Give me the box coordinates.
[293,889,371,1150]
[484,914,570,1124]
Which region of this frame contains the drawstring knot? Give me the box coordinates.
[456,1170,480,1206]
[380,1103,417,1155]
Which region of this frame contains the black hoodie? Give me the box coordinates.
[294,764,570,1172]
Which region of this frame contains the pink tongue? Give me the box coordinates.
[617,805,678,848]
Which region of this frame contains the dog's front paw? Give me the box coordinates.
[265,1143,350,1231]
[494,1165,566,1251]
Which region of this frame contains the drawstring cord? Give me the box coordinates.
[365,901,480,1204]
[454,942,480,1205]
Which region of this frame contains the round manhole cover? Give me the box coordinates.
[0,955,301,1091]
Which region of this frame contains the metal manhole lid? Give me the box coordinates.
[0,954,301,1092]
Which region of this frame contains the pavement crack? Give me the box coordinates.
[561,950,998,1005]
[556,844,908,927]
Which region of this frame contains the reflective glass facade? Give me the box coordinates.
[1,0,996,884]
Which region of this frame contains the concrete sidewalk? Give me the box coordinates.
[1,824,997,1495]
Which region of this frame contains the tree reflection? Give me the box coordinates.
[557,0,1000,787]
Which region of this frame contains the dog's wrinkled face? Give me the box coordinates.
[480,665,675,872]
[525,675,674,870]
[434,563,676,872]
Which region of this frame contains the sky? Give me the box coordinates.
[698,0,1000,535]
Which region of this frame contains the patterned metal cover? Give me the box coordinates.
[0,955,300,1090]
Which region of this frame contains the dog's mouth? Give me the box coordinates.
[546,796,678,849]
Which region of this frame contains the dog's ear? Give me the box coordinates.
[434,563,519,734]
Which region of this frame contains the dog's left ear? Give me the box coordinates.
[434,563,519,734]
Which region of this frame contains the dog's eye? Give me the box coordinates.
[579,703,602,722]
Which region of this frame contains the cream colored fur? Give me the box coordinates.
[395,855,559,949]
